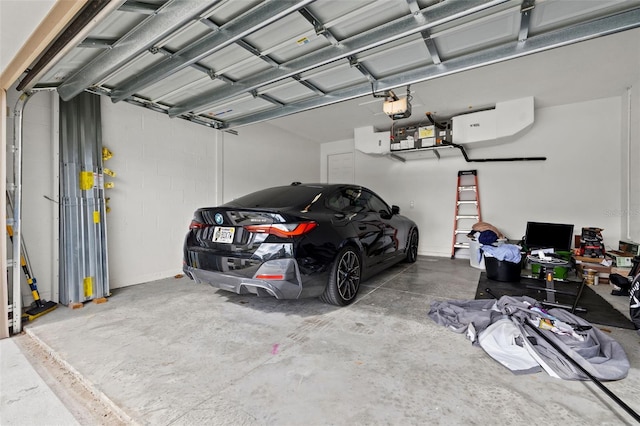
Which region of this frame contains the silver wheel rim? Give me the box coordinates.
[337,250,360,301]
[410,231,418,259]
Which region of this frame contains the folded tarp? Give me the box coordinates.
[428,295,630,381]
[477,317,543,375]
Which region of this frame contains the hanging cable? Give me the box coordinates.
[425,112,447,130]
[440,140,546,162]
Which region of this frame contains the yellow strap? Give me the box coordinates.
[83,277,93,298]
[79,171,94,190]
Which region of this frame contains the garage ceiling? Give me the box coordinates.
[17,0,640,142]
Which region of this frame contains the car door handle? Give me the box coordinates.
[359,225,366,230]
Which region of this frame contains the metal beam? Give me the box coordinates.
[17,0,119,91]
[236,39,281,68]
[251,90,285,107]
[407,0,441,65]
[118,1,158,15]
[59,92,110,305]
[221,8,640,128]
[168,0,508,117]
[348,56,376,83]
[292,75,325,96]
[110,0,316,103]
[299,7,339,45]
[518,0,536,42]
[200,17,281,67]
[79,37,117,49]
[154,46,212,76]
[422,33,441,64]
[211,73,236,85]
[406,0,420,15]
[57,0,222,101]
[86,85,224,128]
[8,91,35,334]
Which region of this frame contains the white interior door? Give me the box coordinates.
[327,152,354,184]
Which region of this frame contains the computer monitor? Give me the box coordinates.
[524,221,574,251]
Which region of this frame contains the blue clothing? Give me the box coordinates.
[482,244,522,263]
[478,230,498,245]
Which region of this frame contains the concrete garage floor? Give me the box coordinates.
[5,256,640,425]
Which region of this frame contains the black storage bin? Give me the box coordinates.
[484,255,521,282]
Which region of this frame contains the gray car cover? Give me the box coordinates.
[428,295,630,381]
[477,317,543,375]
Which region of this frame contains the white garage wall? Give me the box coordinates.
[101,100,220,288]
[622,84,640,243]
[101,101,320,288]
[322,96,625,256]
[221,123,320,203]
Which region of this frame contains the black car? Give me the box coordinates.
[183,183,419,306]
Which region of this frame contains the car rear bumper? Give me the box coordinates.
[184,258,305,299]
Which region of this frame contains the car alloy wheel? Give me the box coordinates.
[337,249,360,300]
[406,229,419,263]
[321,247,361,306]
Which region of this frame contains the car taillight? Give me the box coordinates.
[255,274,285,280]
[189,220,210,229]
[243,221,317,238]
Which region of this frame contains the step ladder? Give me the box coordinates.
[450,170,482,258]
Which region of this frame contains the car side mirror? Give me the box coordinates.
[391,205,400,215]
[379,210,391,219]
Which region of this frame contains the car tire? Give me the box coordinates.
[405,228,419,263]
[320,246,361,306]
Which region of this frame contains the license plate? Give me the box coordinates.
[212,226,235,243]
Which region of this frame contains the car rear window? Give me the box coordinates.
[225,185,325,209]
